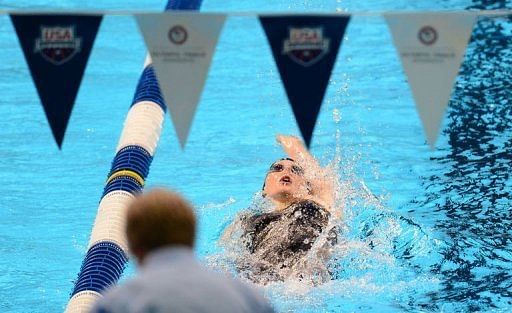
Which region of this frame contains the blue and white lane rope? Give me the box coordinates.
[65,1,203,312]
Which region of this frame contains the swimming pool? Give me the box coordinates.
[0,0,510,312]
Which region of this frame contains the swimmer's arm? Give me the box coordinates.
[219,212,250,244]
[276,135,335,211]
[219,217,241,244]
[276,134,320,170]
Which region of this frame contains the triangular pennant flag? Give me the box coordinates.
[10,14,102,149]
[384,13,476,149]
[259,15,350,148]
[135,13,226,149]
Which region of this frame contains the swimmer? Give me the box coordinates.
[222,135,339,284]
[263,135,335,213]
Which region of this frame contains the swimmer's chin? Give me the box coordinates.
[269,191,305,209]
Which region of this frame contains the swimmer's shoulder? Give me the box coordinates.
[285,199,331,219]
[241,210,281,232]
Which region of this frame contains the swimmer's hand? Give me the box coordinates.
[276,134,302,149]
[276,134,309,163]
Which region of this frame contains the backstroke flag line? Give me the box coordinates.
[10,14,103,149]
[385,12,477,149]
[136,13,226,149]
[259,15,350,148]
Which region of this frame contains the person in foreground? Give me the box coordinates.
[221,135,339,284]
[91,188,275,313]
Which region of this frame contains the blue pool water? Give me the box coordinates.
[0,0,511,312]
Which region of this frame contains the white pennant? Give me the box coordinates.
[136,13,226,149]
[385,12,477,149]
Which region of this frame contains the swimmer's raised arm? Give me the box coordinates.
[276,135,322,171]
[276,135,335,212]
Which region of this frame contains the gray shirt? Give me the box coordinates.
[90,247,275,313]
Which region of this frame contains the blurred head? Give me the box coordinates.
[262,158,311,207]
[126,188,196,264]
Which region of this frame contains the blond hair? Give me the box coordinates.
[126,188,196,254]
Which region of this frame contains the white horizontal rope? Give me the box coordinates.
[116,101,165,156]
[0,9,510,17]
[65,291,102,313]
[88,190,135,252]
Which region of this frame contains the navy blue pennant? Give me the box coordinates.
[259,15,350,148]
[10,14,102,149]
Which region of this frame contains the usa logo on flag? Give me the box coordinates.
[34,26,81,65]
[282,27,330,67]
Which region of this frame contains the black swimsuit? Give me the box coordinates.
[239,200,335,283]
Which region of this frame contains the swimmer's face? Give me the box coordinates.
[263,159,309,203]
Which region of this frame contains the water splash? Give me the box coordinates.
[206,124,441,311]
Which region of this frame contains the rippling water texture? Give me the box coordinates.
[421,4,512,311]
[0,0,510,312]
